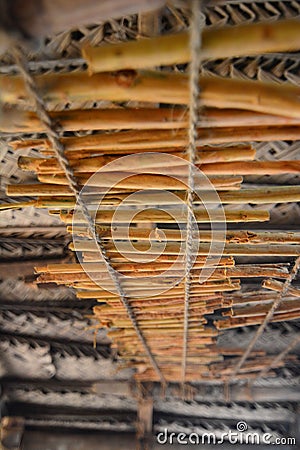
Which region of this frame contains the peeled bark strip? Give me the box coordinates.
[262,279,300,298]
[61,208,270,225]
[229,300,300,318]
[17,146,256,172]
[67,226,300,245]
[3,108,300,134]
[26,186,300,209]
[215,310,300,330]
[11,126,300,157]
[72,241,300,257]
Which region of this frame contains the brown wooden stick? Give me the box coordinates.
[29,186,300,210]
[62,208,269,225]
[35,257,235,274]
[6,176,242,197]
[3,107,300,134]
[34,161,300,188]
[262,279,300,298]
[18,146,256,172]
[215,310,300,329]
[69,226,300,245]
[1,72,300,117]
[229,300,300,318]
[10,126,300,154]
[77,241,300,257]
[36,266,288,284]
[82,19,300,72]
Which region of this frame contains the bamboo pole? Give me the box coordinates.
[1,72,300,117]
[2,107,300,134]
[82,19,300,72]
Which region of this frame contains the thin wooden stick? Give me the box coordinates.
[26,185,300,209]
[229,300,300,317]
[262,279,300,298]
[74,241,300,257]
[2,107,300,134]
[68,226,300,244]
[18,146,256,172]
[215,310,300,329]
[12,126,300,157]
[6,176,242,197]
[62,208,269,225]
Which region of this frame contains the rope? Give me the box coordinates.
[229,255,300,381]
[181,0,203,385]
[12,46,166,385]
[254,333,300,381]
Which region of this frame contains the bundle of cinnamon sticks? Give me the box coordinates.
[2,15,300,382]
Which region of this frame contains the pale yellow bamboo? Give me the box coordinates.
[82,19,300,72]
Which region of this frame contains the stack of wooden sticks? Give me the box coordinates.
[3,17,300,381]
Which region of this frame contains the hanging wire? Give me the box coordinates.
[181,0,204,385]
